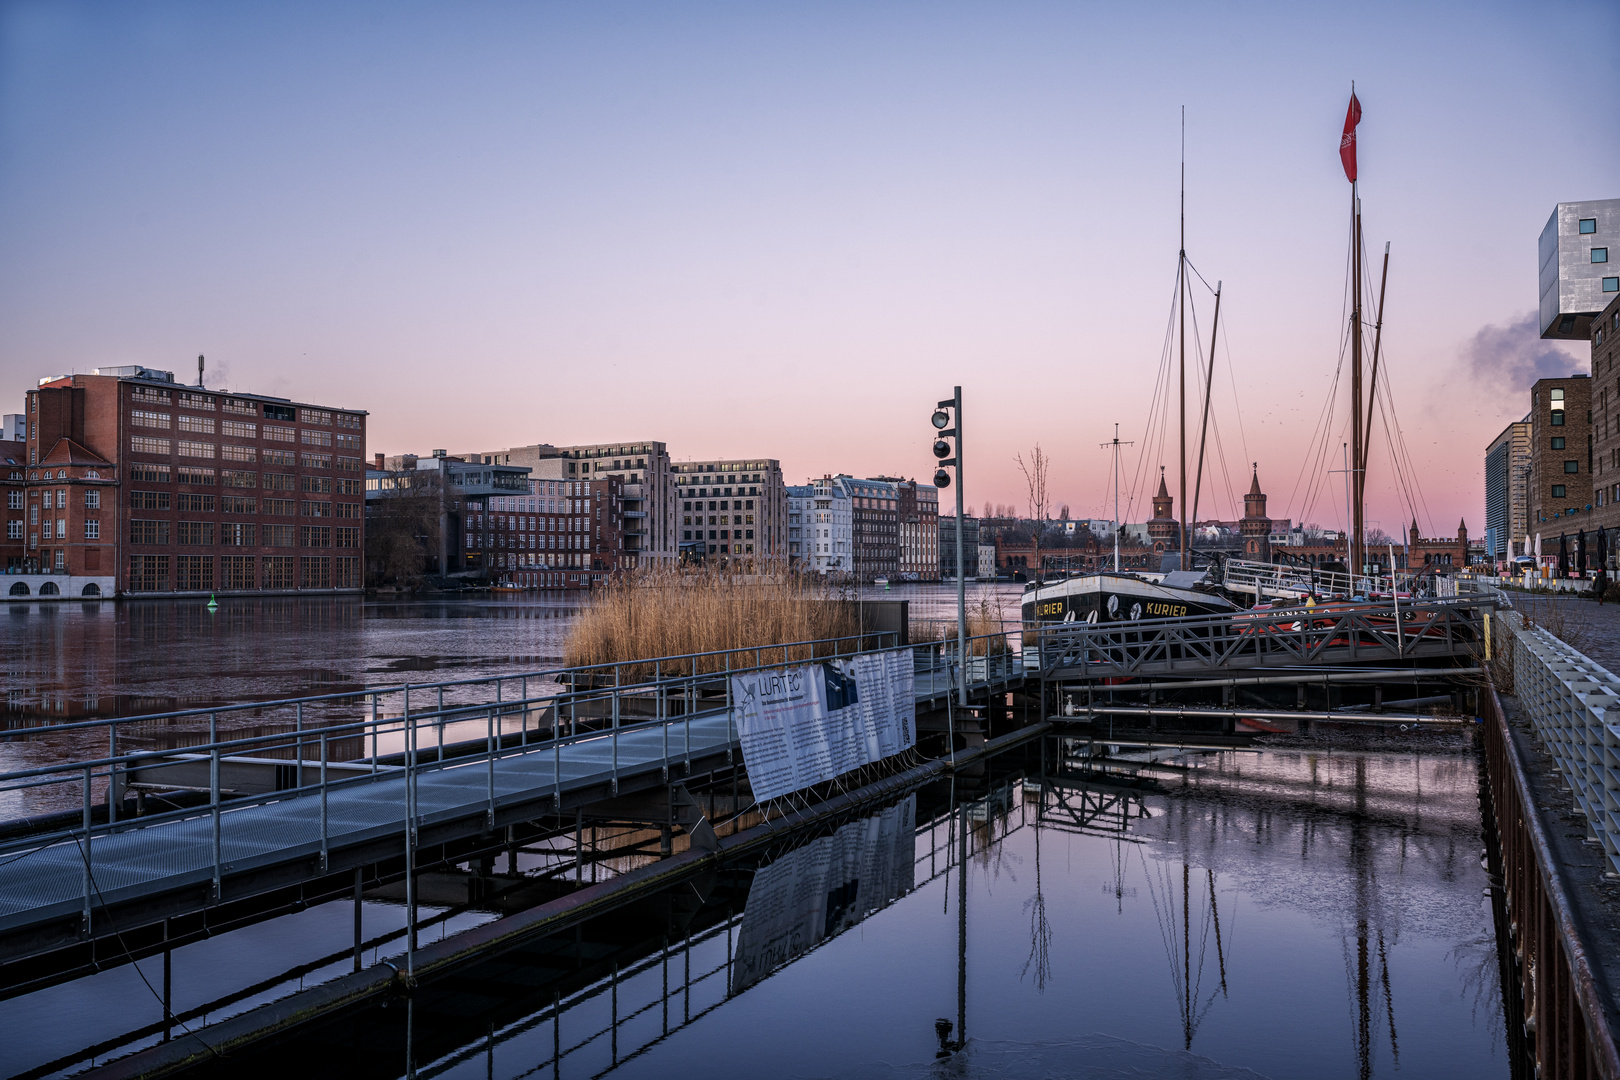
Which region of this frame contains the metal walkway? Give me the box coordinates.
[0,631,1027,975]
[1032,596,1492,681]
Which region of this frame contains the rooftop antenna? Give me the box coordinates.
[197,354,205,388]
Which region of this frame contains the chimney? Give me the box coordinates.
[197,354,205,388]
[373,453,385,470]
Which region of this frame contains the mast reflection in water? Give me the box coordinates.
[81,741,1504,1080]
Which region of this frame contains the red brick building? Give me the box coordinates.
[478,476,631,589]
[7,366,365,597]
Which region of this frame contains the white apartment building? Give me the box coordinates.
[466,441,677,566]
[673,458,787,562]
[788,479,852,575]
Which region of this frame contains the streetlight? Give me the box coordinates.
[931,388,967,711]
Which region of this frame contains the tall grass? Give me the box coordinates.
[911,594,1012,655]
[564,568,864,679]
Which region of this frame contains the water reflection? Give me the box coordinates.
[80,740,1503,1080]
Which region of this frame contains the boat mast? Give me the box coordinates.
[1102,423,1132,573]
[1191,281,1222,529]
[1348,84,1365,579]
[1179,107,1189,572]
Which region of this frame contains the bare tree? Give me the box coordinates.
[1058,503,1070,521]
[366,471,445,589]
[1016,443,1050,582]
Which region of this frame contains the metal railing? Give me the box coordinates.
[1032,596,1492,681]
[1491,609,1620,877]
[0,628,1031,947]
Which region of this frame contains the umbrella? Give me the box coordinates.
[1558,533,1569,578]
[1579,530,1588,573]
[1600,527,1610,572]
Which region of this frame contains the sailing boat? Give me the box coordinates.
[1023,114,1237,629]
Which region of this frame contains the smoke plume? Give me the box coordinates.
[1461,311,1584,393]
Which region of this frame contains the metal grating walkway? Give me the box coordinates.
[0,714,737,939]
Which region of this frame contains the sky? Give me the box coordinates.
[2,1,1617,536]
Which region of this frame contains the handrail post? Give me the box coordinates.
[320,731,329,871]
[295,702,304,789]
[82,765,93,933]
[210,747,222,900]
[487,706,497,827]
[611,667,620,795]
[108,727,118,825]
[370,693,379,772]
[404,683,416,977]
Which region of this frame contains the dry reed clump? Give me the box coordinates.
[914,594,1011,655]
[564,568,862,679]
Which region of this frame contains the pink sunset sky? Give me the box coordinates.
[2,2,1616,536]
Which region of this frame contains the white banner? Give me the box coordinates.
[730,648,916,802]
[731,795,916,992]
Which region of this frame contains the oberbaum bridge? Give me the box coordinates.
[2,559,1618,1079]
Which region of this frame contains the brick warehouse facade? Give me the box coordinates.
[7,366,365,597]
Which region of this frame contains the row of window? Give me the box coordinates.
[12,490,98,509]
[683,515,755,526]
[682,500,755,512]
[13,519,97,540]
[127,554,360,592]
[128,520,358,547]
[683,529,755,541]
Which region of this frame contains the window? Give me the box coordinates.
[177,392,215,412]
[177,415,215,434]
[130,435,171,455]
[264,498,296,516]
[221,555,256,588]
[1580,218,1597,234]
[223,496,256,514]
[6,521,20,540]
[131,410,171,429]
[263,404,296,422]
[83,489,99,509]
[336,413,362,430]
[221,444,255,462]
[130,519,170,545]
[265,524,297,546]
[264,472,296,491]
[131,464,170,483]
[263,448,295,466]
[1565,460,1580,474]
[223,397,258,416]
[1552,411,1566,426]
[301,556,333,588]
[1605,278,1619,293]
[176,555,213,591]
[300,429,332,447]
[264,425,296,443]
[300,525,332,547]
[1595,248,1611,264]
[299,408,332,426]
[177,521,215,545]
[177,467,215,485]
[263,555,294,588]
[1552,436,1566,449]
[220,522,257,546]
[127,554,170,592]
[223,469,257,488]
[300,475,333,493]
[301,453,332,470]
[336,527,360,548]
[300,500,332,517]
[6,492,19,510]
[1552,485,1567,498]
[177,493,215,512]
[130,490,170,510]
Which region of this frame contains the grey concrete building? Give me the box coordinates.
[673,458,788,563]
[1540,198,1620,340]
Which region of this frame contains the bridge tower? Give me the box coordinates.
[1240,463,1271,561]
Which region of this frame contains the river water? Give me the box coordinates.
[0,741,1507,1080]
[0,587,1510,1078]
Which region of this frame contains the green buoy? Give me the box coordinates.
[206,593,218,611]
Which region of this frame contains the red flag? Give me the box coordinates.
[1340,92,1362,183]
